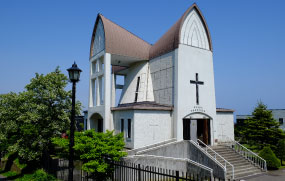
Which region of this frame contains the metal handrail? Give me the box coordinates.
[196,139,235,180]
[224,137,267,171]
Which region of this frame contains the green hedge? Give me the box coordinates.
[259,146,281,170]
[16,169,56,181]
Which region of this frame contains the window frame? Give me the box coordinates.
[134,76,140,102]
[279,118,284,124]
[120,118,124,133]
[127,118,132,139]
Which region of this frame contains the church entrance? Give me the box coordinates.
[183,118,211,145]
[90,113,103,132]
[197,119,210,144]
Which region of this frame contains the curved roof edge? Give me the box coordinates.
[90,14,152,60]
[149,3,212,59]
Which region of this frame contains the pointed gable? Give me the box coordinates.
[150,4,212,59]
[180,8,210,50]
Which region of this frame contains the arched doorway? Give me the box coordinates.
[89,113,103,132]
[183,112,212,145]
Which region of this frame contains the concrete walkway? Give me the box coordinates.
[0,174,7,181]
[242,168,285,181]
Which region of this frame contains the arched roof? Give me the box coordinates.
[90,14,151,60]
[90,4,212,61]
[149,3,212,59]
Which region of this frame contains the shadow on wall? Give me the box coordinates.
[89,113,103,132]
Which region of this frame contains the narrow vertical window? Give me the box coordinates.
[127,119,131,138]
[92,79,97,107]
[121,119,124,133]
[279,118,283,124]
[92,61,97,74]
[134,77,140,102]
[100,76,104,105]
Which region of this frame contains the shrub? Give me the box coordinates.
[276,139,285,165]
[259,146,281,170]
[52,130,127,180]
[17,169,56,181]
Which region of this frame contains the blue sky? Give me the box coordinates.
[0,0,285,115]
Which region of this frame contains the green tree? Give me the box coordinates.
[276,139,285,165]
[241,102,285,151]
[52,130,127,180]
[0,67,81,167]
[259,146,281,170]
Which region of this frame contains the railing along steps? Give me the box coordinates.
[211,145,264,180]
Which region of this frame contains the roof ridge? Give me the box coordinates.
[99,14,152,46]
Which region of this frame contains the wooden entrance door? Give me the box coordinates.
[197,119,210,145]
[203,119,209,144]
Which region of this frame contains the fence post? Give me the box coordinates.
[138,164,141,181]
[111,160,114,181]
[176,170,179,181]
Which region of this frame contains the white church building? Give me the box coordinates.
[87,4,234,149]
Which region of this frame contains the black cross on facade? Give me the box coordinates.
[190,73,204,105]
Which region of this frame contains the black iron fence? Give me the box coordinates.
[111,161,212,181]
[45,158,220,181]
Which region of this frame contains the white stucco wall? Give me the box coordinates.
[216,112,234,142]
[134,110,172,149]
[112,110,135,149]
[119,61,154,104]
[88,53,113,132]
[174,45,216,145]
[149,51,174,106]
[113,110,172,149]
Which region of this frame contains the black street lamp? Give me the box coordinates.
[67,62,82,181]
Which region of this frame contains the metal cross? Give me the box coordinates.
[190,73,204,105]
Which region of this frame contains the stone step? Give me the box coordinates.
[212,150,235,155]
[216,151,240,156]
[211,148,232,152]
[202,144,264,180]
[206,151,238,159]
[218,154,243,160]
[227,166,260,174]
[224,157,247,162]
[211,146,232,151]
[234,170,263,180]
[209,147,232,151]
[213,156,246,164]
[229,160,253,166]
[232,164,257,170]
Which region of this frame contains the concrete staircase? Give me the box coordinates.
[208,145,264,180]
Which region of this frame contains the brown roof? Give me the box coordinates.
[90,14,151,60]
[216,108,235,113]
[111,101,173,111]
[111,65,128,74]
[149,3,212,59]
[90,4,212,60]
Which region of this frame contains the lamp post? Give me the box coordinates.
[67,62,82,181]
